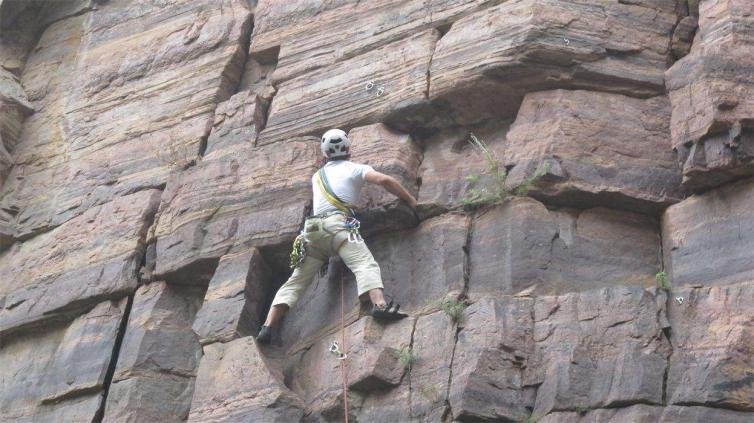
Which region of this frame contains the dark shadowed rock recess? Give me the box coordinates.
[0,0,752,422]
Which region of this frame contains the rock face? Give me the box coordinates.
[662,179,754,288]
[504,90,683,214]
[103,282,204,423]
[468,197,660,297]
[666,0,754,190]
[3,0,754,422]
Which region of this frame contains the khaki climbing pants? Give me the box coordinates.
[271,213,383,308]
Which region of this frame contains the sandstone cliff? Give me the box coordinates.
[0,0,752,422]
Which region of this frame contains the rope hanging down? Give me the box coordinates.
[339,271,349,423]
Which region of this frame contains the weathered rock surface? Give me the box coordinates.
[347,123,421,235]
[0,299,125,422]
[662,179,754,287]
[103,282,204,423]
[153,139,319,283]
[1,0,252,240]
[540,404,754,423]
[504,90,683,214]
[450,297,534,421]
[417,120,510,214]
[192,248,272,345]
[469,197,660,297]
[3,0,754,421]
[0,189,160,337]
[290,317,413,419]
[666,0,754,190]
[369,213,469,312]
[429,0,679,124]
[666,282,754,411]
[257,30,438,145]
[188,336,304,422]
[528,287,671,419]
[251,0,503,85]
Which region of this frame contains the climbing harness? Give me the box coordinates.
[343,217,363,242]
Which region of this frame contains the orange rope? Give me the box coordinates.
[340,271,349,423]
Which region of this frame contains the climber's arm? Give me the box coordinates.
[365,170,418,210]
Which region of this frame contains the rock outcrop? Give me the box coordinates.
[1,0,752,422]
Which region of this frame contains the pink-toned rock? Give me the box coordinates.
[0,189,160,337]
[430,0,679,124]
[0,299,126,422]
[665,0,754,190]
[662,179,754,288]
[410,310,457,421]
[666,282,754,411]
[347,123,421,235]
[504,90,683,214]
[1,0,253,240]
[188,336,304,422]
[192,248,272,345]
[368,213,469,313]
[204,91,267,158]
[251,0,503,84]
[528,287,671,419]
[417,121,509,215]
[103,282,204,423]
[153,139,319,284]
[289,316,413,419]
[257,30,438,145]
[540,405,754,423]
[450,297,535,421]
[468,197,660,298]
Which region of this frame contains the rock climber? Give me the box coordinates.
[256,128,417,344]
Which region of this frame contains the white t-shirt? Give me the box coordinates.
[312,160,375,215]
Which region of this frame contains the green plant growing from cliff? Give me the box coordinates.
[439,297,467,323]
[462,133,549,208]
[656,271,671,290]
[394,346,417,371]
[574,404,588,415]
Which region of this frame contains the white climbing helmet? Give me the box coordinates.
[320,128,351,158]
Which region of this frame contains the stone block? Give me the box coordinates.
[666,282,754,411]
[1,0,252,239]
[430,0,679,124]
[250,0,502,84]
[187,336,304,422]
[468,197,660,297]
[192,248,272,345]
[528,287,671,419]
[103,282,204,423]
[410,310,456,421]
[347,123,421,235]
[290,316,414,419]
[504,90,683,214]
[0,189,161,337]
[257,30,437,145]
[450,297,534,422]
[204,90,267,158]
[666,0,754,190]
[0,299,126,422]
[662,179,754,288]
[368,213,469,313]
[417,121,509,215]
[153,139,318,284]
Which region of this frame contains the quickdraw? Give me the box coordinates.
[289,233,306,270]
[329,340,348,360]
[343,217,363,242]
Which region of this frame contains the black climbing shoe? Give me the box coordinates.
[371,301,408,321]
[256,325,273,344]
